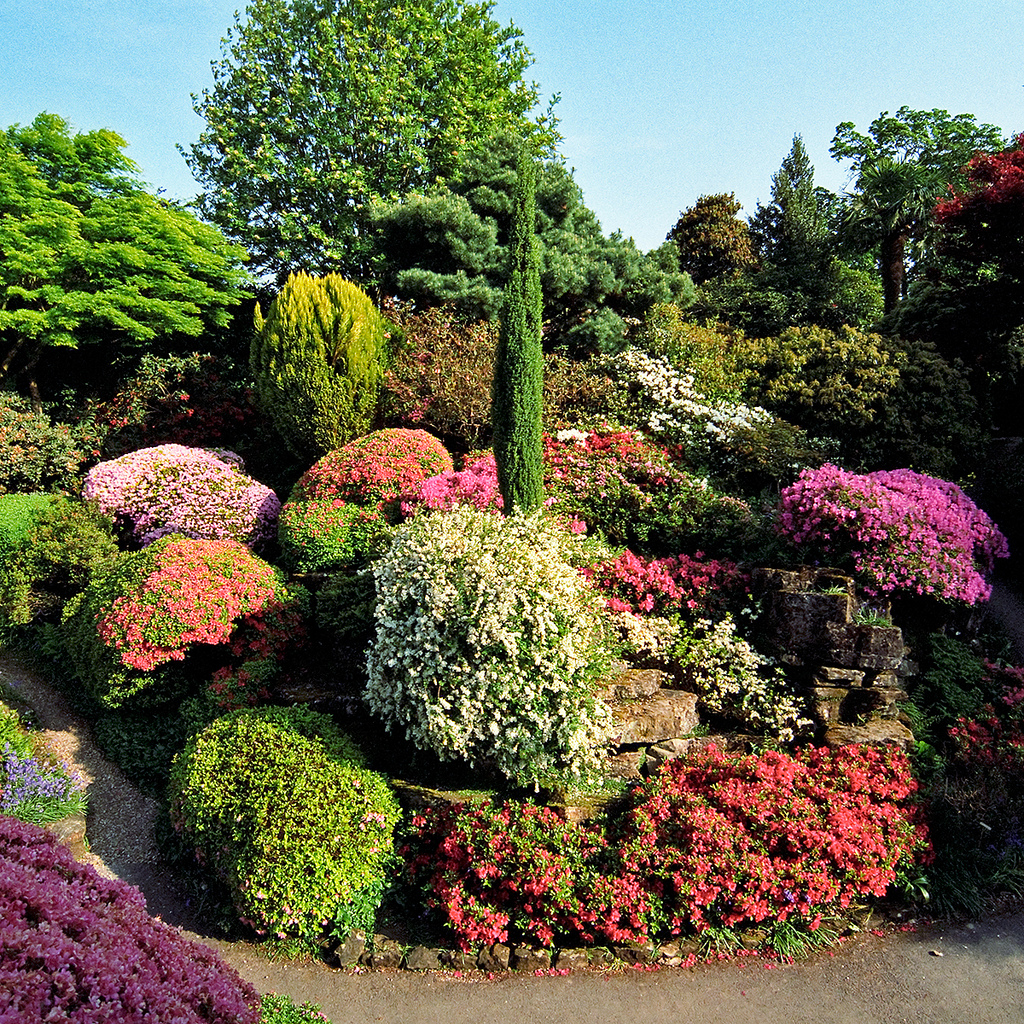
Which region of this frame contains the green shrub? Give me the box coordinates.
[0,493,55,553]
[0,393,88,494]
[251,272,389,461]
[277,500,390,573]
[0,497,119,626]
[168,705,400,942]
[259,995,333,1024]
[366,506,614,788]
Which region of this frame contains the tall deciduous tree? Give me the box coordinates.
[667,193,757,285]
[185,0,555,284]
[0,113,248,408]
[830,107,1004,313]
[492,145,543,514]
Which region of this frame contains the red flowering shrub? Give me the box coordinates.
[61,536,301,708]
[405,744,929,950]
[289,428,453,521]
[0,815,261,1023]
[580,549,749,618]
[616,745,929,936]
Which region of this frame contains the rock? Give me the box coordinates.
[761,589,854,662]
[366,936,404,969]
[613,940,658,965]
[477,943,511,971]
[813,666,866,686]
[604,749,644,781]
[440,949,476,970]
[644,734,754,773]
[586,946,617,968]
[823,720,914,750]
[553,947,591,970]
[825,622,905,671]
[332,929,365,967]
[403,945,443,971]
[44,813,87,847]
[608,690,700,746]
[511,946,552,970]
[600,667,667,701]
[741,929,767,950]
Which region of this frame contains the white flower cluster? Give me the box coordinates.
[672,615,814,743]
[605,348,772,455]
[365,506,614,788]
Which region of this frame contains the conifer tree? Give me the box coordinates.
[492,146,544,513]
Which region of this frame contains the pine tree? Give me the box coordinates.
[492,145,544,513]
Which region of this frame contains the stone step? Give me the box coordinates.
[606,689,700,747]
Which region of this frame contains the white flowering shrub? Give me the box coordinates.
[365,506,614,788]
[670,616,813,743]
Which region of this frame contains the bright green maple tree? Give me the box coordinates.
[184,0,556,283]
[0,113,249,407]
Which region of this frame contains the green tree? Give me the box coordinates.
[830,106,1004,313]
[372,132,693,353]
[185,0,555,283]
[0,113,249,408]
[666,193,756,285]
[492,146,543,513]
[251,272,388,461]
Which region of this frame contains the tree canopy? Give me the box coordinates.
[667,193,756,286]
[0,113,249,407]
[185,0,555,284]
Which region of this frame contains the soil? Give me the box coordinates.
[4,581,1024,1024]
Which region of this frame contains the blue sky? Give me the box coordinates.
[2,0,1022,253]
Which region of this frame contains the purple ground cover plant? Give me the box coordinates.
[777,464,1008,604]
[1,744,87,824]
[82,443,280,549]
[0,815,261,1023]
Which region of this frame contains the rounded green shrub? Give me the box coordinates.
[60,535,297,708]
[0,493,56,553]
[251,272,390,461]
[167,705,401,942]
[0,393,87,494]
[277,500,389,572]
[288,427,453,519]
[365,505,614,788]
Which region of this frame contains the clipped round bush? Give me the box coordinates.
[289,428,453,518]
[0,815,261,1023]
[366,505,613,787]
[82,443,280,549]
[168,705,400,941]
[61,535,297,708]
[277,500,389,572]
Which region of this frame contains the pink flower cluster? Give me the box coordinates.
[581,549,748,618]
[290,428,453,519]
[777,464,1008,604]
[95,537,284,671]
[82,444,280,549]
[399,452,504,517]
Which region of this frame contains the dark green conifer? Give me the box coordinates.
[492,145,544,513]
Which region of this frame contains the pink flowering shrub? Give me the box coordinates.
[542,431,752,555]
[777,464,1008,604]
[82,444,280,549]
[399,452,504,517]
[404,744,929,950]
[62,536,300,708]
[0,815,261,1023]
[278,499,390,572]
[581,549,749,618]
[289,428,453,521]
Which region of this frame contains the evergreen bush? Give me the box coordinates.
[251,272,389,461]
[0,393,87,494]
[168,705,400,942]
[278,499,389,573]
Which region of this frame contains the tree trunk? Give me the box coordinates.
[880,230,907,315]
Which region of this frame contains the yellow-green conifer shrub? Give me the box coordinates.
[251,272,388,460]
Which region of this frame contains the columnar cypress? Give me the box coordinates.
[492,145,544,513]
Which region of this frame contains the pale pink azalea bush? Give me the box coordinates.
[777,464,1008,604]
[82,444,280,549]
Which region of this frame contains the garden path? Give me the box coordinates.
[3,607,1024,1024]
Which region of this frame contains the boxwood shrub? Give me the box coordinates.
[277,499,389,572]
[0,815,261,1023]
[167,705,401,943]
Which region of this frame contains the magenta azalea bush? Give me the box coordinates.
[62,536,299,707]
[399,451,504,517]
[777,464,1008,604]
[289,428,453,520]
[277,499,390,572]
[82,443,280,549]
[0,815,261,1023]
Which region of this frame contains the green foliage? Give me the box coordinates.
[0,113,248,400]
[372,132,694,353]
[0,496,118,627]
[667,193,756,285]
[251,272,389,461]
[0,393,88,494]
[908,634,987,743]
[493,146,544,513]
[259,994,333,1024]
[277,500,389,573]
[0,493,55,552]
[185,0,552,281]
[91,707,195,798]
[365,506,614,788]
[168,705,401,942]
